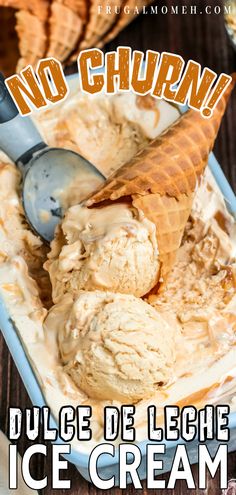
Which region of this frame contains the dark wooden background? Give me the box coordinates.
[1,0,236,493]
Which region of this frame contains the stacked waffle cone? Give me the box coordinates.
[87,78,235,283]
[0,0,49,74]
[16,9,48,71]
[46,1,85,62]
[70,0,154,60]
[97,0,154,49]
[0,0,153,74]
[79,0,123,51]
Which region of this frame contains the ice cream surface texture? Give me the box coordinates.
[45,291,176,403]
[45,203,159,302]
[0,82,235,453]
[33,85,180,178]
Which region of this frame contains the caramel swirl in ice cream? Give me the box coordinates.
[44,203,160,302]
[136,95,160,127]
[45,291,177,403]
[0,90,235,453]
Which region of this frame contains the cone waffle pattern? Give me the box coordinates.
[46,1,83,62]
[88,81,234,204]
[0,0,48,19]
[98,0,154,48]
[16,10,47,71]
[87,78,235,281]
[1,0,153,70]
[63,0,87,20]
[133,193,193,281]
[0,0,49,73]
[79,0,123,50]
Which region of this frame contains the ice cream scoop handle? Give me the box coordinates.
[0,73,46,164]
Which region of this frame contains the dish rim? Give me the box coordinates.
[0,72,236,468]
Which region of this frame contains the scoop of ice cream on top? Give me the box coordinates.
[44,203,160,303]
[44,291,176,403]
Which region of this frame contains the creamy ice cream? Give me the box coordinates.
[33,82,180,178]
[45,203,160,302]
[44,291,176,403]
[0,161,51,307]
[0,83,235,454]
[149,169,236,375]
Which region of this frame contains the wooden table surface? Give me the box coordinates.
[1,0,236,493]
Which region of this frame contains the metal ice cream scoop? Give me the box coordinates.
[0,73,105,242]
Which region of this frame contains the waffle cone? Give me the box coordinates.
[16,10,47,72]
[63,0,87,21]
[134,193,194,282]
[79,0,123,51]
[0,0,48,19]
[0,0,49,72]
[87,78,235,282]
[46,1,83,62]
[98,0,154,48]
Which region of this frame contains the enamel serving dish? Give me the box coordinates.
[0,74,236,484]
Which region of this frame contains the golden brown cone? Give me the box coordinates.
[133,193,194,282]
[46,1,83,62]
[79,0,124,51]
[0,0,48,20]
[62,0,88,62]
[97,0,154,48]
[0,0,49,73]
[63,0,87,21]
[16,10,47,72]
[87,77,235,283]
